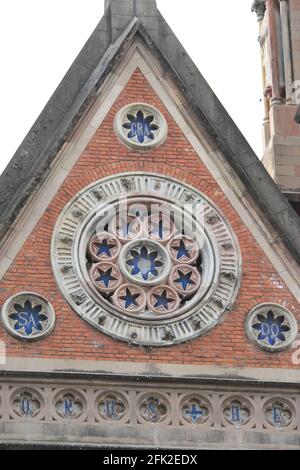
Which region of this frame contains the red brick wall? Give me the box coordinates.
[0,68,299,368]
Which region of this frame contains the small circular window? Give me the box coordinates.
[1,292,55,341]
[245,303,298,352]
[114,103,168,149]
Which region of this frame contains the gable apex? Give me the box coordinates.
[1,1,300,268]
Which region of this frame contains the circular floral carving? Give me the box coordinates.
[147,285,180,314]
[120,239,171,286]
[11,389,43,418]
[138,394,170,423]
[169,265,201,297]
[222,397,253,427]
[113,284,147,314]
[89,262,123,294]
[263,398,295,429]
[88,233,121,262]
[1,292,56,341]
[54,390,85,420]
[96,392,128,422]
[181,395,211,425]
[114,103,168,149]
[245,303,298,352]
[51,173,241,346]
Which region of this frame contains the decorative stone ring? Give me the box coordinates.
[168,235,200,265]
[89,262,123,294]
[113,283,147,314]
[169,264,201,297]
[147,285,180,315]
[119,239,171,286]
[88,233,121,262]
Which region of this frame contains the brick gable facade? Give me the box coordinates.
[0,68,298,369]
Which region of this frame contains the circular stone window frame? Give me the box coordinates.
[114,103,168,150]
[119,238,172,287]
[1,292,56,342]
[78,196,216,323]
[51,172,242,347]
[245,303,298,353]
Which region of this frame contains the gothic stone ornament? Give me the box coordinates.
[51,173,241,346]
[169,264,201,297]
[245,303,298,352]
[113,284,147,314]
[88,233,121,262]
[222,397,253,427]
[11,389,43,419]
[120,239,171,286]
[114,103,168,149]
[54,390,85,420]
[168,235,200,265]
[1,292,56,341]
[5,382,300,435]
[138,393,170,424]
[89,262,123,294]
[180,395,211,425]
[96,392,128,422]
[263,398,295,430]
[147,285,180,315]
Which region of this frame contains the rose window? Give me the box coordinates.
[86,208,202,317]
[52,173,241,346]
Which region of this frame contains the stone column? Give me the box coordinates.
[266,0,282,105]
[252,0,271,147]
[279,0,293,103]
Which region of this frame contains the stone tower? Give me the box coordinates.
[0,0,300,449]
[252,0,300,213]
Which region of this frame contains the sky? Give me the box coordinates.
[0,0,263,176]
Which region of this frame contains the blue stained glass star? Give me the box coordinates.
[93,238,116,258]
[252,310,290,346]
[174,239,191,260]
[126,246,163,281]
[174,270,196,291]
[120,288,141,310]
[95,267,117,288]
[122,110,159,144]
[9,300,48,336]
[153,290,174,311]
